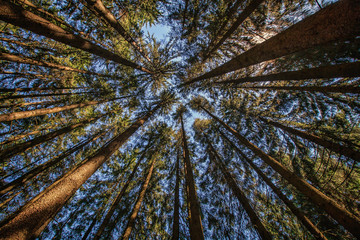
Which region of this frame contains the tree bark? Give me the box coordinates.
[259,117,360,162]
[0,104,160,240]
[120,156,156,240]
[233,85,360,93]
[0,0,153,74]
[186,0,360,84]
[171,149,180,240]
[214,62,360,84]
[180,113,204,240]
[206,138,272,240]
[200,106,360,238]
[218,129,328,240]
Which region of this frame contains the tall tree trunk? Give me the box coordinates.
[214,62,360,84]
[0,37,56,52]
[93,151,147,240]
[0,92,98,100]
[186,0,360,84]
[171,149,180,240]
[203,0,265,61]
[0,104,161,240]
[0,99,64,110]
[233,85,360,93]
[0,87,84,93]
[206,137,272,240]
[218,129,328,240]
[199,106,360,238]
[180,113,204,240]
[82,0,150,62]
[259,117,360,161]
[0,1,153,74]
[0,130,107,197]
[121,156,157,240]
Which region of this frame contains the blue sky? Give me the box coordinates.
[143,24,171,41]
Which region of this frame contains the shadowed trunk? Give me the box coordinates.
[218,129,328,240]
[121,156,156,240]
[233,85,360,93]
[186,0,360,84]
[171,149,180,240]
[0,1,153,74]
[0,104,161,240]
[180,113,204,240]
[200,106,360,238]
[0,92,98,100]
[214,62,360,84]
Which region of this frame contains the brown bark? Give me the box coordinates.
[171,149,180,240]
[218,130,328,240]
[0,1,153,74]
[259,117,360,162]
[203,0,265,61]
[0,92,97,100]
[82,0,150,62]
[186,0,360,85]
[180,114,204,240]
[206,138,272,240]
[0,87,83,93]
[200,106,360,238]
[0,130,106,197]
[93,151,146,240]
[233,85,360,93]
[215,62,360,84]
[0,99,63,109]
[0,37,55,52]
[121,156,156,240]
[0,104,160,240]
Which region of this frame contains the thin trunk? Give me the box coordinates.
[171,149,180,240]
[214,62,360,84]
[0,130,106,197]
[0,87,84,93]
[180,114,204,240]
[0,1,153,74]
[203,0,265,61]
[0,104,160,240]
[233,85,360,93]
[120,156,156,240]
[0,52,100,75]
[0,100,64,109]
[82,0,150,62]
[259,117,360,161]
[219,130,328,240]
[93,151,147,240]
[0,37,56,52]
[186,0,360,84]
[0,92,98,100]
[206,138,272,240]
[200,106,360,238]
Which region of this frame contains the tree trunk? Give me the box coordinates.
[200,106,360,238]
[121,156,156,240]
[218,129,328,240]
[186,0,360,84]
[171,149,180,240]
[259,117,360,162]
[82,0,150,62]
[0,104,160,240]
[0,130,107,197]
[214,62,360,84]
[180,114,204,240]
[0,92,98,100]
[0,87,84,93]
[0,1,153,74]
[203,0,265,61]
[0,100,64,110]
[93,151,147,240]
[233,85,360,94]
[206,138,272,240]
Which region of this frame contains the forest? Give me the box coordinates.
[0,0,359,239]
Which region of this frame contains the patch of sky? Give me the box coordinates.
[142,23,171,42]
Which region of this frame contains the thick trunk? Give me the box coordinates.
[187,0,360,84]
[180,114,204,240]
[121,157,156,240]
[93,151,146,240]
[82,0,150,62]
[206,139,272,240]
[215,62,360,84]
[203,0,265,61]
[0,130,106,197]
[0,105,159,240]
[234,85,360,94]
[171,149,180,240]
[0,1,153,74]
[260,117,360,161]
[219,130,328,240]
[200,106,360,238]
